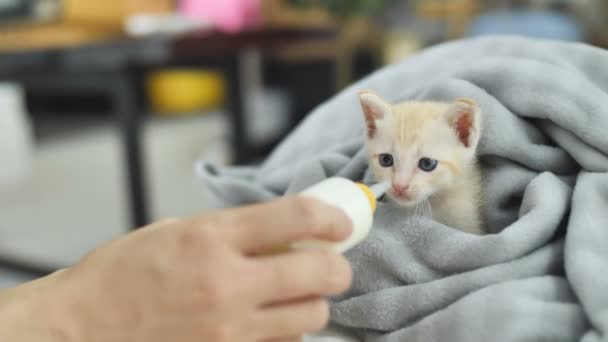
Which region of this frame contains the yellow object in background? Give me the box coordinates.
[147,69,226,115]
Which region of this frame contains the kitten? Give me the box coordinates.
[358,91,484,235]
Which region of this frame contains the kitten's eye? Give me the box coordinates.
[378,153,394,167]
[418,158,438,172]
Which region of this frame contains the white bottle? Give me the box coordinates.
[291,177,387,254]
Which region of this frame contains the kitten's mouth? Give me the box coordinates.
[389,191,418,207]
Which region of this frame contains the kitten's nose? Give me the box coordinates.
[392,184,409,195]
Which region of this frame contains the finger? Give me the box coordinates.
[253,250,352,303]
[216,196,353,253]
[256,298,330,339]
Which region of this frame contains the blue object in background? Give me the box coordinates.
[467,10,585,42]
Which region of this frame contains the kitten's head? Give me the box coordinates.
[359,91,481,207]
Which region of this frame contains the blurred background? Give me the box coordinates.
[0,0,606,285]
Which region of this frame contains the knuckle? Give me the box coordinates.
[176,227,197,252]
[295,197,325,232]
[199,278,232,309]
[178,221,215,251]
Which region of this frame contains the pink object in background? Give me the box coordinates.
[179,0,262,33]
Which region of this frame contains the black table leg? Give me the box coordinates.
[111,73,149,229]
[223,55,249,164]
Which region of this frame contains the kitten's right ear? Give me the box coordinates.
[358,90,391,138]
[445,98,481,149]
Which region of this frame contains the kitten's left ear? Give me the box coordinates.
[445,98,481,148]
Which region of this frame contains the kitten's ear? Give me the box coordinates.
[445,98,481,148]
[358,90,391,138]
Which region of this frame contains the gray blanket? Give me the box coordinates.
[197,36,608,342]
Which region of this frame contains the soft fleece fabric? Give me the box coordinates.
[198,36,608,341]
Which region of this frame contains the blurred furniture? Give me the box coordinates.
[0,0,173,51]
[264,0,382,97]
[568,0,608,47]
[467,10,585,41]
[263,0,335,29]
[416,0,480,39]
[0,27,335,276]
[268,16,380,90]
[0,0,62,25]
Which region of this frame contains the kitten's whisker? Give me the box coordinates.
[426,200,433,219]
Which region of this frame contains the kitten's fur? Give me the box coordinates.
[359,91,484,235]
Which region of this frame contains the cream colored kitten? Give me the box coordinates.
[358,91,484,235]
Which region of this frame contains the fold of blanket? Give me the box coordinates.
[197,36,608,341]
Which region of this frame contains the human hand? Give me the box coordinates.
[51,197,354,342]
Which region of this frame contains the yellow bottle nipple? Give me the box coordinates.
[355,183,377,212]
